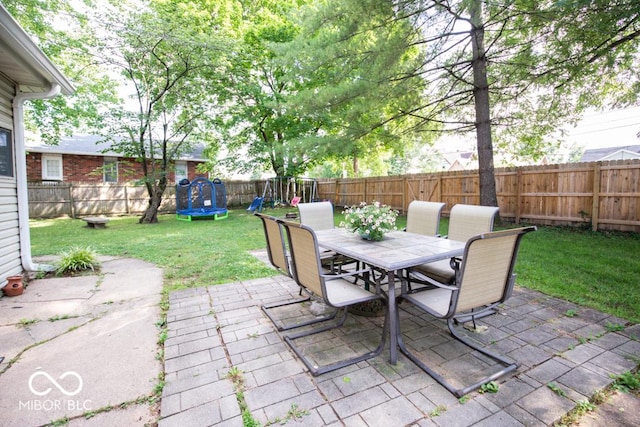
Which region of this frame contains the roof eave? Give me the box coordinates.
[0,5,75,95]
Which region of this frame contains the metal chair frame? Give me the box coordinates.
[255,213,338,331]
[397,226,536,397]
[407,204,500,291]
[280,220,389,376]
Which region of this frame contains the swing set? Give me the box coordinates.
[247,177,319,213]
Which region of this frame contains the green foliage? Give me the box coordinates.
[604,322,626,332]
[55,246,100,276]
[92,3,234,222]
[514,225,640,323]
[479,381,499,394]
[48,315,71,322]
[18,318,39,328]
[6,0,121,141]
[548,382,567,397]
[429,404,447,417]
[613,371,640,393]
[276,0,433,177]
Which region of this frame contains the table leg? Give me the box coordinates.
[387,270,397,364]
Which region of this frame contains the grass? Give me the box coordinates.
[29,208,640,322]
[512,225,640,323]
[30,210,276,291]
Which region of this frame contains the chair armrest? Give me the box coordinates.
[407,270,459,291]
[321,266,373,281]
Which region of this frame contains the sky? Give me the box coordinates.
[435,105,640,159]
[564,106,640,149]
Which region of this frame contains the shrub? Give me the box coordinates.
[55,246,100,276]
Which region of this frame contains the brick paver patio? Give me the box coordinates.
[159,273,639,426]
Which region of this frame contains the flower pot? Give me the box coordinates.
[2,275,24,297]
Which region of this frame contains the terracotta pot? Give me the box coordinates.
[2,275,24,297]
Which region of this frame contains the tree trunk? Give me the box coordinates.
[139,181,166,224]
[469,0,499,208]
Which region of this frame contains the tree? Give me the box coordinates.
[93,2,233,223]
[216,0,433,178]
[293,0,640,206]
[218,0,322,178]
[5,0,120,141]
[281,0,434,176]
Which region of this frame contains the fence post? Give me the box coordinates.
[403,176,407,212]
[591,163,601,231]
[69,183,76,218]
[515,169,522,224]
[363,178,367,202]
[125,185,130,214]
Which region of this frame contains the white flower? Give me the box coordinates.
[341,201,398,241]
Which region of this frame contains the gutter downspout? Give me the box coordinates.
[13,84,61,272]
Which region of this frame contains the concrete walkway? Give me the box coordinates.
[159,274,640,427]
[0,257,162,427]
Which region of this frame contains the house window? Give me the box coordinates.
[104,157,118,183]
[175,161,187,183]
[42,154,63,181]
[0,128,12,177]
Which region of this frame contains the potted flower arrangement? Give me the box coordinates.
[341,201,398,241]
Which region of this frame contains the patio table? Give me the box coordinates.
[315,228,465,364]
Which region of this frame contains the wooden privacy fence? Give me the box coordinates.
[27,180,265,219]
[316,160,640,233]
[27,159,640,232]
[27,183,176,218]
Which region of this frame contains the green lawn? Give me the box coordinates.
[29,208,640,323]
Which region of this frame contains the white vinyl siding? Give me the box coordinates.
[0,76,13,129]
[0,76,21,282]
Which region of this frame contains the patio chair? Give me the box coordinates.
[406,201,446,236]
[297,201,355,272]
[297,201,335,230]
[255,213,338,331]
[397,226,536,397]
[280,220,389,375]
[408,204,500,286]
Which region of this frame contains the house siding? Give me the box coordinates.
[0,75,22,283]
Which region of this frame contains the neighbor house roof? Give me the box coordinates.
[580,145,640,162]
[26,134,208,161]
[0,5,74,94]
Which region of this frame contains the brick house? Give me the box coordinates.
[25,134,209,184]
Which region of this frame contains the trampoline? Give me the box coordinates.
[176,177,228,221]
